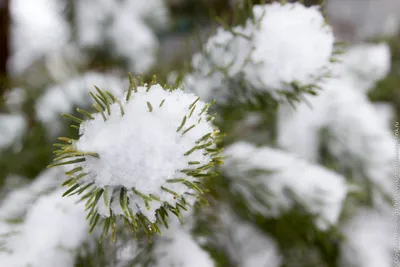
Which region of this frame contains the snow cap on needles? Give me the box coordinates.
[49,74,223,241]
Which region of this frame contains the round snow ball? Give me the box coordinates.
[248,2,335,89]
[75,85,215,216]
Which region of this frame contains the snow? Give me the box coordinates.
[277,43,395,197]
[247,3,334,90]
[0,168,62,220]
[0,175,27,196]
[216,208,281,267]
[36,72,128,136]
[182,70,225,103]
[116,209,213,267]
[325,80,395,196]
[74,0,115,48]
[183,2,334,102]
[4,88,26,112]
[9,0,70,75]
[334,43,391,92]
[0,189,88,267]
[153,223,215,267]
[326,0,400,41]
[340,209,393,267]
[75,0,168,73]
[0,113,27,151]
[77,84,216,222]
[8,0,169,76]
[373,102,395,129]
[107,13,157,73]
[223,142,348,230]
[115,241,139,266]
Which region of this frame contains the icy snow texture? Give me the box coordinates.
[223,142,348,230]
[0,189,88,267]
[278,43,395,196]
[216,208,281,267]
[77,85,215,222]
[36,72,127,137]
[340,209,393,267]
[9,0,70,75]
[247,4,334,89]
[183,2,334,102]
[0,113,27,150]
[75,0,168,73]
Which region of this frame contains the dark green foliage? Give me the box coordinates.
[235,196,342,267]
[369,36,400,123]
[256,208,342,267]
[0,124,52,187]
[0,86,54,187]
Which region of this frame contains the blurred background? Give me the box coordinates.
[0,0,399,183]
[0,1,399,266]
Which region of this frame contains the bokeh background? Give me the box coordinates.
[0,1,399,266]
[1,0,399,185]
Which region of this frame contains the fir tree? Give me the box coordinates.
[0,1,398,267]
